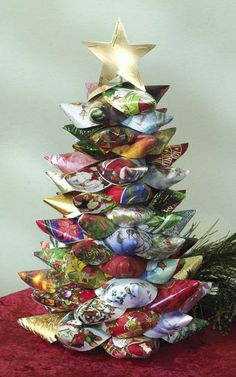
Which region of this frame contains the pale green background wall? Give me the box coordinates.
[0,0,235,296]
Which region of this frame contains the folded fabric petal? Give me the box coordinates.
[95,278,157,309]
[32,286,96,311]
[111,134,157,158]
[72,239,114,265]
[148,189,186,213]
[102,336,159,359]
[145,85,169,103]
[18,269,71,291]
[163,209,196,236]
[139,235,185,260]
[60,102,99,128]
[90,126,138,151]
[97,158,148,185]
[75,297,125,324]
[138,213,182,234]
[146,143,189,167]
[44,192,80,218]
[106,183,153,205]
[106,206,155,227]
[145,259,183,284]
[122,111,173,134]
[72,139,106,158]
[102,87,156,115]
[147,128,176,154]
[102,309,159,338]
[173,256,203,280]
[144,311,193,338]
[66,166,111,192]
[180,281,212,312]
[73,192,117,214]
[36,219,85,244]
[33,248,109,288]
[104,227,152,256]
[142,166,190,189]
[56,311,110,351]
[79,214,117,239]
[18,313,65,343]
[162,318,209,343]
[144,279,200,313]
[101,256,147,278]
[46,171,73,193]
[63,123,103,139]
[45,151,98,174]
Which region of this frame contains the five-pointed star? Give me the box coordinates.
[82,20,156,91]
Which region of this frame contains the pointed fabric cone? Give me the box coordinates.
[101,256,147,278]
[144,279,200,313]
[137,213,182,234]
[60,103,98,129]
[45,151,98,174]
[79,214,117,239]
[46,171,73,193]
[32,286,96,311]
[148,189,186,213]
[73,192,117,214]
[102,336,159,359]
[34,247,110,289]
[90,126,138,151]
[34,247,82,274]
[111,134,158,158]
[102,309,159,338]
[36,218,85,244]
[66,166,111,193]
[162,318,209,343]
[102,87,156,116]
[106,183,153,205]
[174,256,203,280]
[18,269,71,291]
[138,235,185,260]
[146,143,189,167]
[145,259,183,284]
[163,209,196,236]
[44,192,80,218]
[72,239,114,265]
[149,128,176,155]
[145,85,169,103]
[72,139,105,159]
[18,312,65,343]
[142,166,190,190]
[122,111,173,134]
[144,312,193,339]
[97,158,148,186]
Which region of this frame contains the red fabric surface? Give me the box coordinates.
[0,289,236,377]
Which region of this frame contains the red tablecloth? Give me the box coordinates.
[0,289,235,377]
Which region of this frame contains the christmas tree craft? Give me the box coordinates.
[18,20,215,359]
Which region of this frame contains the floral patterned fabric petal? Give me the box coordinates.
[79,214,117,239]
[36,219,85,244]
[139,235,185,260]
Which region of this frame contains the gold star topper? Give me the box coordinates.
[82,19,156,91]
